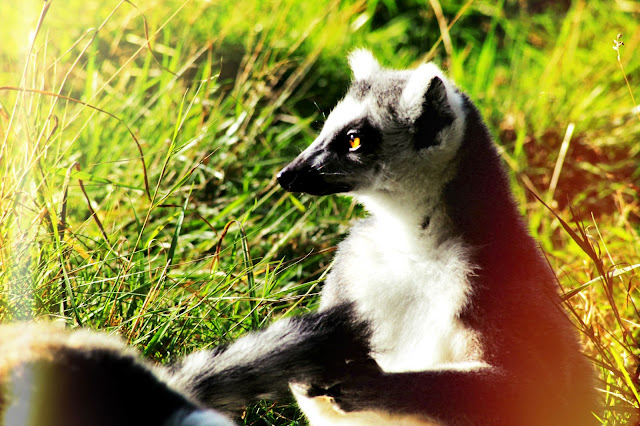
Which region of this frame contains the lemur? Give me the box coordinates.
[0,323,234,426]
[173,49,597,425]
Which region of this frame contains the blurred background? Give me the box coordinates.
[1,0,638,423]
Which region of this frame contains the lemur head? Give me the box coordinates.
[277,49,467,200]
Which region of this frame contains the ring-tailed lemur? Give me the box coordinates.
[0,323,234,426]
[171,50,597,425]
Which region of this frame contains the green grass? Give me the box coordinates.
[1,0,638,424]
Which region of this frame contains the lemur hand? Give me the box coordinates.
[306,358,385,412]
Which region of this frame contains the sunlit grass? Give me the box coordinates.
[1,0,638,424]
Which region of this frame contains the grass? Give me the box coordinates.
[1,0,638,424]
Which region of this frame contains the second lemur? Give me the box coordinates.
[170,50,597,425]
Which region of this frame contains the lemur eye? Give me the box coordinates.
[348,132,361,152]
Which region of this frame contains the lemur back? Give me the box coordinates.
[172,50,597,425]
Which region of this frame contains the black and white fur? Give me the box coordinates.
[172,50,596,425]
[0,323,233,426]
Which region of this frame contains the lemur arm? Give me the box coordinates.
[170,304,369,413]
[317,361,567,425]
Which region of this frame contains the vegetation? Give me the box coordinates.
[1,0,638,423]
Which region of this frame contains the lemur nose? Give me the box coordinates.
[277,168,297,191]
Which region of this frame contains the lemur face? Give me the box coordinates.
[277,50,466,196]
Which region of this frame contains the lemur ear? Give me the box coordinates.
[348,49,380,81]
[414,76,455,150]
[423,76,451,113]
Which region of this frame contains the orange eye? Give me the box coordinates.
[349,135,361,151]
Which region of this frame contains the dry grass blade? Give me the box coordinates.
[613,34,640,122]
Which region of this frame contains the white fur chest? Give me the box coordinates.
[324,220,479,372]
[298,220,479,426]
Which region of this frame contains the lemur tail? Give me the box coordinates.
[169,303,372,413]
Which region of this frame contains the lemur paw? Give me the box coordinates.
[308,358,384,412]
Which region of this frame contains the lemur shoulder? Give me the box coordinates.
[172,49,597,425]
